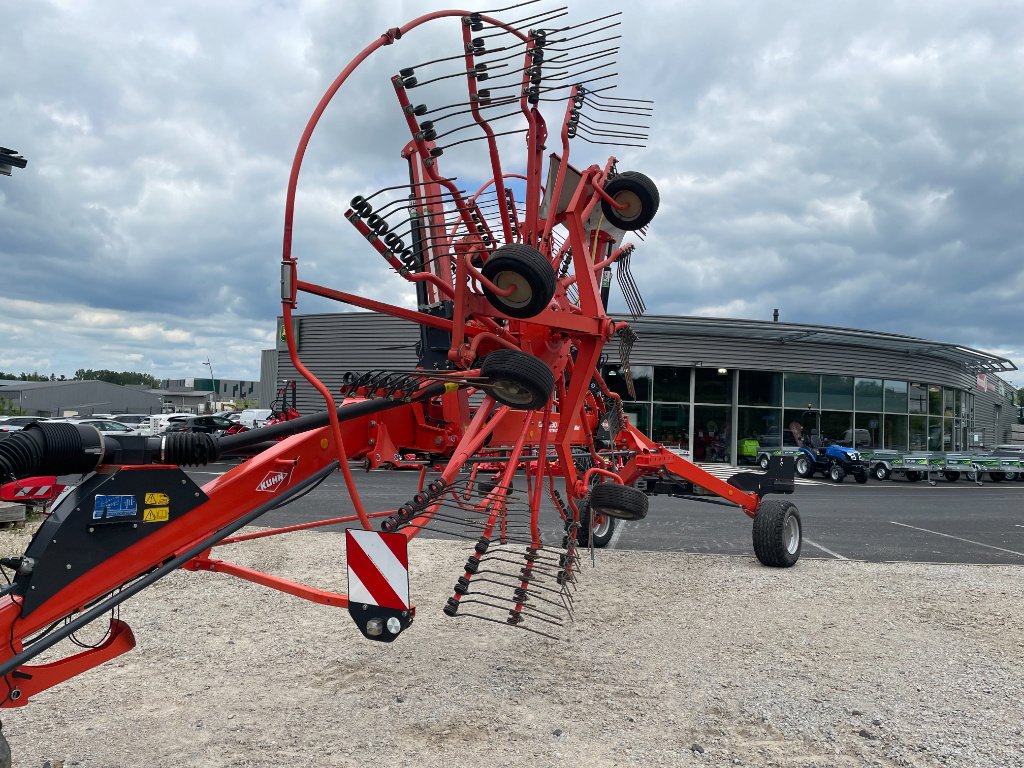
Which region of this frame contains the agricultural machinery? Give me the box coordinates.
[791,410,869,483]
[0,4,803,762]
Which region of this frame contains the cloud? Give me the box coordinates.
[1,0,1022,389]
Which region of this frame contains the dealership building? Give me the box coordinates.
[263,312,1020,463]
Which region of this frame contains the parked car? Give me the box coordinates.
[164,415,239,435]
[238,408,273,429]
[111,414,155,434]
[148,412,194,434]
[55,418,139,436]
[0,416,48,433]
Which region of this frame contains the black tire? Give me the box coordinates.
[794,454,813,478]
[828,464,845,483]
[481,244,556,319]
[854,471,868,484]
[873,463,891,481]
[943,471,961,483]
[905,471,921,482]
[752,499,801,567]
[600,171,660,231]
[1005,472,1019,482]
[989,472,1005,482]
[758,454,770,470]
[589,482,648,521]
[480,349,554,410]
[576,501,615,547]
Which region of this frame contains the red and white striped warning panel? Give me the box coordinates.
[1,477,62,502]
[345,530,410,610]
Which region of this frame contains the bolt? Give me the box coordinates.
[132,523,138,529]
[88,527,94,533]
[65,564,71,570]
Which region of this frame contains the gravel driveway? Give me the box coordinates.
[1,526,1021,767]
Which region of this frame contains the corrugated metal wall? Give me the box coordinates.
[267,311,1018,443]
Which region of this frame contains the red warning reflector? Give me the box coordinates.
[346,529,410,610]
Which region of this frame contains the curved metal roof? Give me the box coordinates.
[623,315,1017,375]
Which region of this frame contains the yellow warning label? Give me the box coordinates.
[145,492,170,505]
[143,507,170,522]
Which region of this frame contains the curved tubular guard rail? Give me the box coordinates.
[278,10,529,531]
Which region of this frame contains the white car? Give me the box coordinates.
[148,412,194,434]
[50,418,139,436]
[111,414,156,435]
[238,408,273,429]
[0,416,49,433]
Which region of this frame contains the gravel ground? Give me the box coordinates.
[1,523,1022,768]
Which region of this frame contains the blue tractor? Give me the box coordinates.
[792,410,869,483]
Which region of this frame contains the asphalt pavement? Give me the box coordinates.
[185,461,1024,566]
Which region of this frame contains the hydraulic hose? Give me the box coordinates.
[0,383,449,481]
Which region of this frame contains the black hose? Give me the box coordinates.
[0,423,102,482]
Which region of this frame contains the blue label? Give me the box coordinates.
[93,495,138,520]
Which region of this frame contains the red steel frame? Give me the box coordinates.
[0,7,764,713]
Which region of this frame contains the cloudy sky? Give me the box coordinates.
[2,0,1022,387]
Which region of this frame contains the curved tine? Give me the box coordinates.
[411,60,511,90]
[359,177,459,204]
[428,96,519,125]
[578,111,651,130]
[534,10,621,37]
[435,127,528,153]
[434,109,524,141]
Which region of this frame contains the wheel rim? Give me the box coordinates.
[592,513,611,538]
[493,270,533,309]
[796,457,809,475]
[613,190,643,221]
[759,457,769,470]
[490,379,536,406]
[784,513,800,554]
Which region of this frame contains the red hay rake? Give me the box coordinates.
[0,3,801,762]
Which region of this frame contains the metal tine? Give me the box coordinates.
[532,81,621,102]
[533,46,620,79]
[573,133,648,149]
[533,71,620,98]
[468,571,576,603]
[445,604,565,641]
[541,58,619,87]
[575,123,649,142]
[427,95,521,126]
[544,31,622,56]
[473,5,570,41]
[410,59,512,90]
[577,111,651,131]
[355,180,459,207]
[434,127,528,153]
[534,15,623,50]
[433,109,525,141]
[475,582,576,619]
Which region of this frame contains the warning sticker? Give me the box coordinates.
[93,495,138,521]
[143,507,170,523]
[145,492,170,505]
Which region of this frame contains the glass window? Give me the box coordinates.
[943,417,954,450]
[653,366,690,402]
[739,407,782,449]
[884,380,908,413]
[855,378,883,412]
[653,404,688,447]
[909,415,927,451]
[693,405,730,462]
[784,373,819,409]
[820,411,853,443]
[908,383,927,414]
[621,402,650,435]
[783,409,810,446]
[928,417,944,450]
[943,388,954,417]
[604,364,652,402]
[822,376,854,410]
[954,390,963,418]
[928,386,942,416]
[738,371,781,407]
[694,368,732,404]
[855,412,881,449]
[883,414,908,451]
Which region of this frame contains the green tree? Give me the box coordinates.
[73,369,160,388]
[0,396,24,416]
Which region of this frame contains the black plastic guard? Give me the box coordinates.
[728,455,795,496]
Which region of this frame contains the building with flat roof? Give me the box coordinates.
[264,312,1019,462]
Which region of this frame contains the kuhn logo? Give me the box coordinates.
[257,471,290,493]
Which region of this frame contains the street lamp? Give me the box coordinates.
[203,358,217,413]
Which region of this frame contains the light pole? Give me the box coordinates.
[203,358,216,413]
